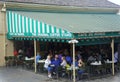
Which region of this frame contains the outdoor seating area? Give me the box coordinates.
[3,33,120,81]
[4,57,120,81]
[4,45,120,81]
[5,56,19,67]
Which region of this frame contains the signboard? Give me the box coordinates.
[8,32,72,39]
[75,32,120,39]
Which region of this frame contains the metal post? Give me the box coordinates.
[68,39,78,82]
[73,43,76,82]
[111,38,115,75]
[34,40,37,73]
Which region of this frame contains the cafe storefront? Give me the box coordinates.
[6,10,120,75]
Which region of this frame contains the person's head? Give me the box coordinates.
[62,56,65,61]
[47,55,51,60]
[55,54,58,59]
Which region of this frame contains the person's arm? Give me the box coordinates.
[61,60,66,66]
[61,61,64,66]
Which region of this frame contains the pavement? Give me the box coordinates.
[0,67,120,82]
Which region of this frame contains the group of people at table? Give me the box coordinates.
[36,51,119,78]
[36,53,85,78]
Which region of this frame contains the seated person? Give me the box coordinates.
[95,53,102,61]
[114,51,119,72]
[66,55,72,65]
[78,59,85,74]
[36,52,41,64]
[114,51,118,64]
[51,54,61,72]
[61,56,67,68]
[87,55,96,64]
[18,49,24,59]
[59,56,67,77]
[44,55,52,78]
[52,54,61,66]
[14,49,18,57]
[66,61,71,69]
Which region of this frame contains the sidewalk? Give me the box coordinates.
[0,67,68,82]
[0,67,120,82]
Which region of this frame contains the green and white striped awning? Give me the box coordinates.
[6,11,73,40]
[6,10,120,44]
[12,11,120,39]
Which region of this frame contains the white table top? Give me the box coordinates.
[105,60,113,64]
[91,61,102,65]
[25,57,34,61]
[67,67,79,70]
[37,60,45,63]
[50,64,55,67]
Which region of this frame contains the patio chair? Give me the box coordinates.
[8,56,14,66]
[80,66,90,79]
[53,66,66,79]
[37,62,45,73]
[12,56,19,67]
[5,56,10,67]
[24,60,34,69]
[65,68,72,79]
[77,65,90,80]
[103,63,112,74]
[114,63,120,72]
[117,62,120,71]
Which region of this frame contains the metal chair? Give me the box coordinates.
[5,56,10,67]
[77,65,90,80]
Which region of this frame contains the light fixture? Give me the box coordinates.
[68,39,78,44]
